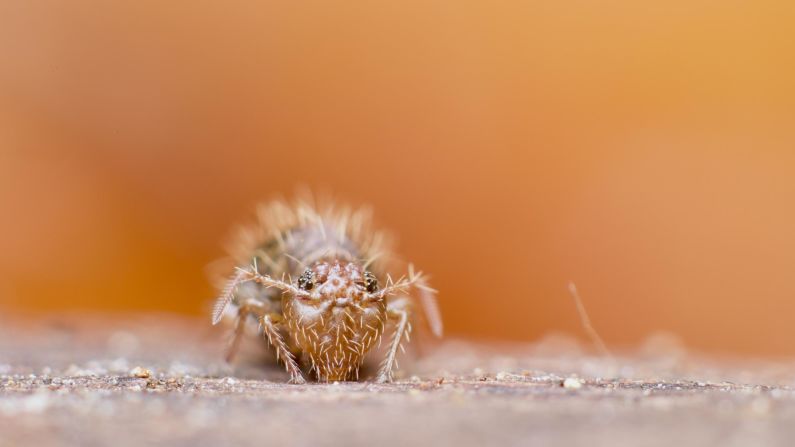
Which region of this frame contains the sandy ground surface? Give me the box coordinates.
[2,314,795,447]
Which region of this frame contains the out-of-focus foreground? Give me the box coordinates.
[2,315,795,447]
[2,1,795,355]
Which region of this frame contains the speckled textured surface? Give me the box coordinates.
[1,315,795,447]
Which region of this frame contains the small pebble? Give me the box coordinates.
[563,377,583,390]
[130,367,151,379]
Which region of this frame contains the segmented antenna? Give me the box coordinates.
[212,269,247,325]
[416,280,443,338]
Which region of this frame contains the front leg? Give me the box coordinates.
[260,313,306,384]
[375,298,411,383]
[225,298,268,363]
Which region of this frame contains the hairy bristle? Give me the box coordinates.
[210,193,443,382]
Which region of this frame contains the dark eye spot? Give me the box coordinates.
[297,269,315,291]
[364,271,379,293]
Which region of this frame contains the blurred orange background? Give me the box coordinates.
[2,1,794,356]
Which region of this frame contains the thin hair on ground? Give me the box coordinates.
[567,281,612,357]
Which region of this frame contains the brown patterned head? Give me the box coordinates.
[282,260,387,381]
